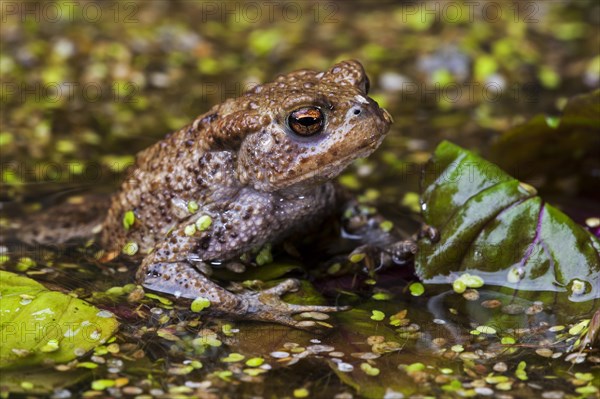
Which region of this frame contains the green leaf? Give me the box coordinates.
[0,271,119,370]
[190,297,211,312]
[416,141,600,304]
[195,215,212,231]
[122,210,135,230]
[370,310,385,321]
[408,282,425,296]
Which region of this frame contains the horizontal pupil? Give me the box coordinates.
[297,117,318,126]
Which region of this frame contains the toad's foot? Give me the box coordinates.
[348,239,418,274]
[385,239,419,265]
[236,278,349,329]
[138,261,348,329]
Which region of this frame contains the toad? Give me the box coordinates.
[23,60,394,328]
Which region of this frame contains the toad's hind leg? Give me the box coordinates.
[137,260,244,312]
[137,260,348,329]
[15,193,109,246]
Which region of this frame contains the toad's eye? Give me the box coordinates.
[288,106,324,136]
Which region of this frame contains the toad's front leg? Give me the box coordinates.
[135,200,347,329]
[137,260,346,329]
[341,201,439,272]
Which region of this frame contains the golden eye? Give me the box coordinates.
[288,106,324,136]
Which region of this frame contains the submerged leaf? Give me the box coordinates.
[416,141,600,304]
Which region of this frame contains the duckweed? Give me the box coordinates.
[187,201,199,213]
[191,297,211,312]
[122,241,138,256]
[195,215,212,231]
[409,282,425,296]
[122,211,135,230]
[360,363,380,376]
[293,388,310,398]
[245,357,264,367]
[221,353,245,362]
[370,310,385,321]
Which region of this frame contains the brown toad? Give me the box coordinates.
[26,60,393,327]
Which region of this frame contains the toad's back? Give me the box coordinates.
[18,61,393,328]
[101,60,392,264]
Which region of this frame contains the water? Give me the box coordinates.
[2,1,599,397]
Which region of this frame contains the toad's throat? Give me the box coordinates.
[272,134,386,189]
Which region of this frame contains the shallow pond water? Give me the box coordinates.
[1,1,599,398]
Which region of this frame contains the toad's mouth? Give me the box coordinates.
[276,133,386,189]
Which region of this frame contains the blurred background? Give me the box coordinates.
[1,0,599,207]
